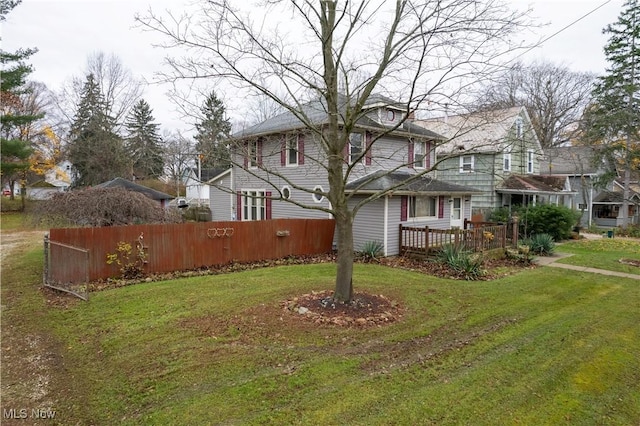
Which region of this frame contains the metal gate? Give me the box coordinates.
[43,234,89,301]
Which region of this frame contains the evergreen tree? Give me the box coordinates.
[0,0,40,205]
[194,91,232,169]
[124,99,164,179]
[582,0,639,227]
[67,73,130,186]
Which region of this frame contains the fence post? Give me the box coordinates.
[43,233,49,286]
[398,224,404,255]
[424,226,429,255]
[511,217,519,248]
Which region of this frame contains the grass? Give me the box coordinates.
[556,238,640,275]
[2,225,639,425]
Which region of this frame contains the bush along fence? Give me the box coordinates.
[44,219,335,299]
[399,219,518,257]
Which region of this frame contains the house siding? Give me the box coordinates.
[210,172,234,221]
[349,196,386,253]
[435,113,542,216]
[225,130,437,221]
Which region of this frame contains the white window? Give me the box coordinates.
[286,135,298,166]
[414,141,427,168]
[248,140,259,168]
[503,150,511,171]
[515,117,523,139]
[242,190,265,221]
[527,150,534,173]
[460,155,474,173]
[281,186,291,200]
[409,196,437,218]
[312,185,325,203]
[349,133,363,164]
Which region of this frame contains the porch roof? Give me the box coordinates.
[345,170,481,195]
[593,190,640,204]
[496,175,576,196]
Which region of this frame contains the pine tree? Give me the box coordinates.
[0,1,40,205]
[67,73,130,186]
[124,99,164,179]
[583,0,639,227]
[194,91,232,169]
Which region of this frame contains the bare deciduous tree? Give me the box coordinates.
[53,52,143,135]
[162,130,194,197]
[139,0,533,302]
[472,60,595,148]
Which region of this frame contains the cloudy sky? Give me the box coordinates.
[2,0,624,134]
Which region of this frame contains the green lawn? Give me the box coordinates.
[556,238,640,275]
[2,231,639,425]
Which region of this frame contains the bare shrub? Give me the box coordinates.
[34,187,183,227]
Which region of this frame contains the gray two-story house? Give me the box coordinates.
[207,94,480,256]
[417,106,574,218]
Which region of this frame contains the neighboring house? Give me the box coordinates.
[96,177,174,208]
[185,167,228,206]
[417,106,574,218]
[540,146,607,227]
[26,180,63,200]
[208,94,480,256]
[44,160,73,191]
[591,178,640,227]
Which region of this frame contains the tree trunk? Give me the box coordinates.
[333,209,354,303]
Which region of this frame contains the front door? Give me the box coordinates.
[450,197,463,228]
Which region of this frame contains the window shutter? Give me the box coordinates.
[438,195,445,219]
[281,137,286,166]
[257,138,263,166]
[298,134,305,165]
[408,140,414,169]
[365,132,372,166]
[243,142,248,169]
[426,141,431,169]
[236,191,242,221]
[400,196,408,221]
[265,191,272,220]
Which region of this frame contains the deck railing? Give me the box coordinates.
[399,220,517,256]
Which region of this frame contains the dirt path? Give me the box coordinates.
[1,230,63,424]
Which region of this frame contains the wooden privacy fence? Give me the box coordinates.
[44,219,335,291]
[399,220,518,257]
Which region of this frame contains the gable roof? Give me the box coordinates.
[234,94,443,140]
[345,170,481,195]
[540,146,603,176]
[189,167,230,182]
[416,106,542,154]
[96,177,174,201]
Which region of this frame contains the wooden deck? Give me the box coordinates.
[399,221,516,256]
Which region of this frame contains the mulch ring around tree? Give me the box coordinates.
[281,290,404,328]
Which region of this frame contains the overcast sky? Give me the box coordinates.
[2,0,624,135]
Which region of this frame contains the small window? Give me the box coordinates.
[503,151,511,171]
[578,203,587,210]
[460,155,474,173]
[281,186,291,200]
[527,150,534,173]
[312,185,324,203]
[286,135,298,166]
[409,196,437,218]
[349,133,363,164]
[414,141,426,168]
[386,109,396,121]
[515,118,523,139]
[249,140,259,168]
